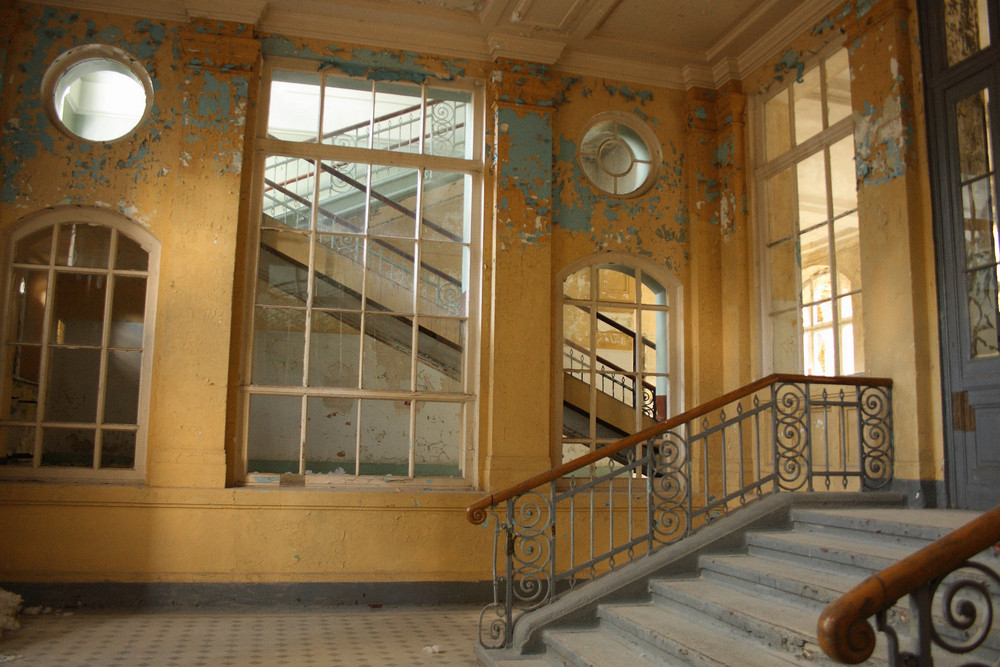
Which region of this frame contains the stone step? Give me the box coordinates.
[790,508,981,545]
[543,626,664,667]
[597,601,812,666]
[745,526,922,577]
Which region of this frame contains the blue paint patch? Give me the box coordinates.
[603,83,653,103]
[773,49,805,83]
[497,107,552,241]
[713,136,735,168]
[855,0,877,18]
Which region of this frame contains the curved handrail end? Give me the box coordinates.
[816,578,884,664]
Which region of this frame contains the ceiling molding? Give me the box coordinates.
[183,0,267,25]
[556,51,686,90]
[487,28,568,64]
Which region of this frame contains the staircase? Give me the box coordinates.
[477,495,999,666]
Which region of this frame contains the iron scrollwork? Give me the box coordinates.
[773,382,810,491]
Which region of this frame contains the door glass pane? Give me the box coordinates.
[956,88,992,181]
[1,426,34,464]
[967,265,1000,356]
[963,176,996,268]
[946,0,991,67]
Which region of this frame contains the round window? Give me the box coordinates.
[578,112,661,197]
[41,44,153,143]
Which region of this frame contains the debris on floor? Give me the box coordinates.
[0,588,22,639]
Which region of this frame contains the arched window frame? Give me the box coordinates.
[0,206,159,482]
[553,253,683,469]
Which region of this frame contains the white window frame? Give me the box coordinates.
[239,57,485,488]
[752,41,862,376]
[0,206,159,483]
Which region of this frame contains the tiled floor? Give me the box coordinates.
[0,605,483,666]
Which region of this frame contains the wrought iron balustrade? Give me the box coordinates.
[818,504,1000,666]
[466,373,893,649]
[563,341,655,418]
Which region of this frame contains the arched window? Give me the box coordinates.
[0,208,158,480]
[556,256,683,468]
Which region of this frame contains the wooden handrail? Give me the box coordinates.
[465,373,892,524]
[817,504,1000,664]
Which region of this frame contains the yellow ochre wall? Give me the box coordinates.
[0,0,942,587]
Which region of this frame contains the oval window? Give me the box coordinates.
[578,112,661,197]
[42,45,153,143]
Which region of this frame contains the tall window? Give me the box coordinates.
[0,210,157,479]
[243,64,483,482]
[558,258,682,467]
[757,46,865,375]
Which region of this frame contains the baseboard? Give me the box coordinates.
[888,478,948,508]
[0,580,493,611]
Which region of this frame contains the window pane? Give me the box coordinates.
[362,313,413,391]
[268,70,321,142]
[641,308,666,373]
[417,317,464,393]
[257,230,310,305]
[305,396,357,474]
[765,89,791,161]
[768,239,798,313]
[797,151,828,230]
[55,224,110,268]
[956,88,992,182]
[321,75,373,147]
[104,349,141,424]
[839,295,864,374]
[313,235,364,311]
[801,224,831,284]
[563,303,590,358]
[422,171,470,242]
[41,427,94,467]
[318,161,368,234]
[1,425,34,464]
[309,309,361,388]
[114,234,148,271]
[368,168,418,238]
[110,276,145,348]
[825,49,852,126]
[418,242,466,316]
[8,270,47,344]
[596,308,636,373]
[833,214,861,295]
[426,88,471,159]
[14,227,53,264]
[597,267,635,302]
[262,157,316,231]
[794,66,823,143]
[366,239,415,313]
[247,394,301,473]
[51,274,105,347]
[359,399,410,475]
[563,267,590,300]
[5,346,40,419]
[101,430,135,468]
[946,0,991,67]
[251,307,305,386]
[414,401,462,476]
[766,168,795,243]
[373,82,423,154]
[45,348,100,422]
[829,135,857,216]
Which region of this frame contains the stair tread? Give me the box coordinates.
[699,552,868,602]
[647,576,821,639]
[794,508,980,534]
[544,626,666,667]
[599,601,812,665]
[748,526,927,562]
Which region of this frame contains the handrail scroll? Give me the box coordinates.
[818,504,1000,665]
[466,373,894,649]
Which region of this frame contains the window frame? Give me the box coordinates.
[752,41,863,377]
[0,206,159,482]
[238,57,485,488]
